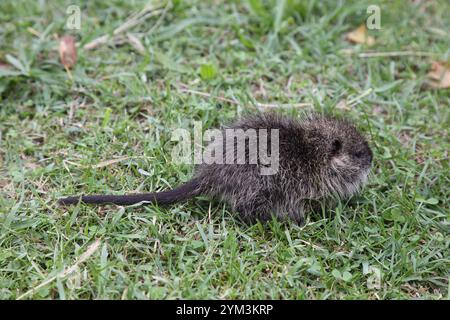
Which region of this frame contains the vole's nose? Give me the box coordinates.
[365,146,373,165]
[355,144,372,166]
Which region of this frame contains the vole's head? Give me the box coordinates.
[302,115,372,198]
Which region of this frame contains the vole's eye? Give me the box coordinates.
[331,139,342,154]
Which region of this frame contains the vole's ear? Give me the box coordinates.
[331,139,342,155]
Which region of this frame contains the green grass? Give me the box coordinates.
[0,0,449,299]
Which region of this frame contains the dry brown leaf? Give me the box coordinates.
[427,61,450,89]
[346,24,375,46]
[0,61,11,69]
[59,35,77,69]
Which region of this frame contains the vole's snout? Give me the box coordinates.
[366,146,373,165]
[362,144,373,167]
[352,142,373,168]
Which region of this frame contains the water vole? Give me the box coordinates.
[59,112,373,224]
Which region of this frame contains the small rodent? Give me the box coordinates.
[59,112,373,224]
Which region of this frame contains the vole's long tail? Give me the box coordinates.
[58,179,201,206]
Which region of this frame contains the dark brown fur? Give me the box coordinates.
[59,113,372,224]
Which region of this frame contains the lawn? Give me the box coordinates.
[0,0,449,299]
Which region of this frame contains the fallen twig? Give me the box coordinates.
[92,156,131,169]
[255,102,312,108]
[356,51,435,58]
[84,2,167,50]
[179,88,240,105]
[17,239,101,300]
[178,87,312,109]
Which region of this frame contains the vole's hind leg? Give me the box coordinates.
[233,197,274,224]
[303,198,333,220]
[276,199,306,225]
[234,194,306,225]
